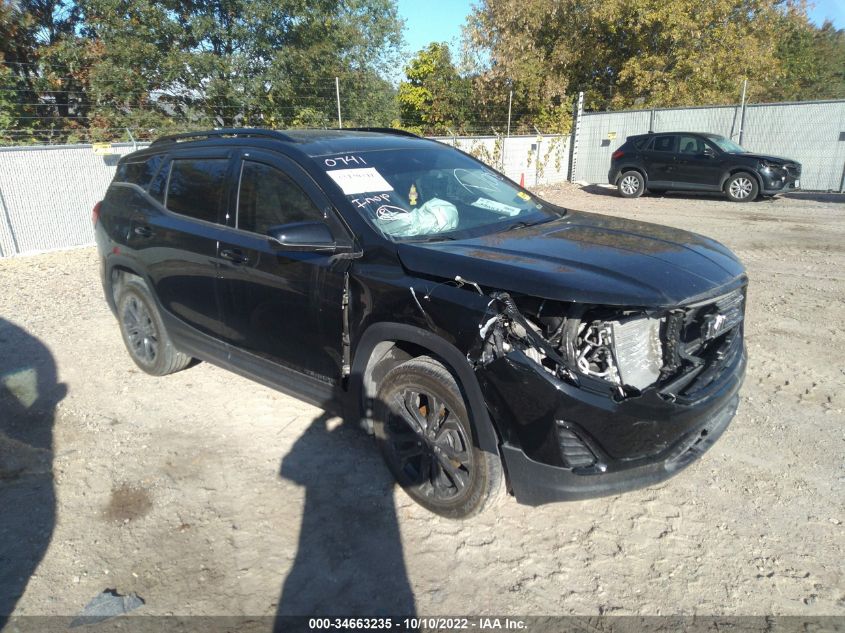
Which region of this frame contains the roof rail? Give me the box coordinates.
[150,128,295,146]
[342,127,421,139]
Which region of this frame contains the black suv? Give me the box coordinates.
[609,132,801,202]
[95,128,747,518]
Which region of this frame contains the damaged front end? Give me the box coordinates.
[471,288,747,504]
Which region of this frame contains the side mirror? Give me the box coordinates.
[267,221,336,251]
[703,146,716,158]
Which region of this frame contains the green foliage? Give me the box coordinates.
[0,0,403,143]
[465,0,845,110]
[397,42,472,134]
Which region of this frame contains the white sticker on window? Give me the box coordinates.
[471,197,521,216]
[326,168,393,195]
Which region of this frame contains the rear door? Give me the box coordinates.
[641,134,677,185]
[217,149,351,385]
[132,150,236,341]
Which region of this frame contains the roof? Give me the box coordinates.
[630,131,727,138]
[142,127,437,159]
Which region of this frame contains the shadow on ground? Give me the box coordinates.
[782,191,845,204]
[580,183,842,204]
[275,406,417,621]
[581,183,731,201]
[0,318,65,625]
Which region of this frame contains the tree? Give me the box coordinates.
[1,0,91,142]
[772,18,845,101]
[1,0,403,143]
[80,0,402,132]
[397,42,472,133]
[465,0,840,111]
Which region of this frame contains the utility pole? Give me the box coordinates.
[503,89,513,172]
[738,79,748,146]
[568,91,584,183]
[335,77,342,129]
[506,90,513,138]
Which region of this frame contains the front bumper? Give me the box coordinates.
[502,393,738,505]
[760,168,801,195]
[479,344,746,506]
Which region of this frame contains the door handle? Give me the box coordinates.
[133,225,154,238]
[220,248,250,264]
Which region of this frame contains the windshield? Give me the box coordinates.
[319,146,561,241]
[709,137,745,153]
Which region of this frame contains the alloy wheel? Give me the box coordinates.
[729,177,753,199]
[122,295,159,365]
[386,388,473,501]
[620,175,640,195]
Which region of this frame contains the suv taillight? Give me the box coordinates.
[611,149,624,160]
[92,201,102,226]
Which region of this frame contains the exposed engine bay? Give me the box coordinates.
[475,289,744,400]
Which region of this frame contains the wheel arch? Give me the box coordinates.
[104,257,148,313]
[615,166,648,186]
[350,322,502,457]
[720,168,763,192]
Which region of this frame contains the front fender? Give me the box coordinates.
[349,321,501,457]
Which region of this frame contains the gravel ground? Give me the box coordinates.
[1,185,843,620]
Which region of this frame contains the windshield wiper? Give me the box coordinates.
[504,220,533,231]
[402,234,457,243]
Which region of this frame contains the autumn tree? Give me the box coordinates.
[465,0,840,111]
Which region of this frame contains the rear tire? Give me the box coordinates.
[617,171,645,198]
[373,356,503,519]
[725,172,759,202]
[117,279,192,376]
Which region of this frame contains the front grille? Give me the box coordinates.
[660,287,746,401]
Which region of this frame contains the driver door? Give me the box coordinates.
[674,134,724,189]
[217,150,351,387]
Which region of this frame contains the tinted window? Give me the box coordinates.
[237,161,323,234]
[652,136,676,152]
[115,155,163,188]
[148,160,168,203]
[166,159,229,223]
[632,137,650,150]
[678,135,706,154]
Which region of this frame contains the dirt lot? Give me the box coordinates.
[1,185,843,620]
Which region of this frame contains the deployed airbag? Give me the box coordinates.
[377,197,459,237]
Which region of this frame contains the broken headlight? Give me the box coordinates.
[480,293,666,395]
[574,315,663,391]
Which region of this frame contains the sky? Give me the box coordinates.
[807,0,845,26]
[397,0,473,57]
[397,0,845,60]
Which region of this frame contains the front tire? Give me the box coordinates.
[117,279,192,376]
[617,171,645,198]
[373,356,503,519]
[725,172,759,202]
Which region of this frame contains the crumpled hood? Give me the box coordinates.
[397,210,746,306]
[736,152,799,165]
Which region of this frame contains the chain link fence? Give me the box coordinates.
[570,99,845,192]
[0,134,569,258]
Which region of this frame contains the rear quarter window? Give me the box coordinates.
[114,155,164,189]
[165,158,229,224]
